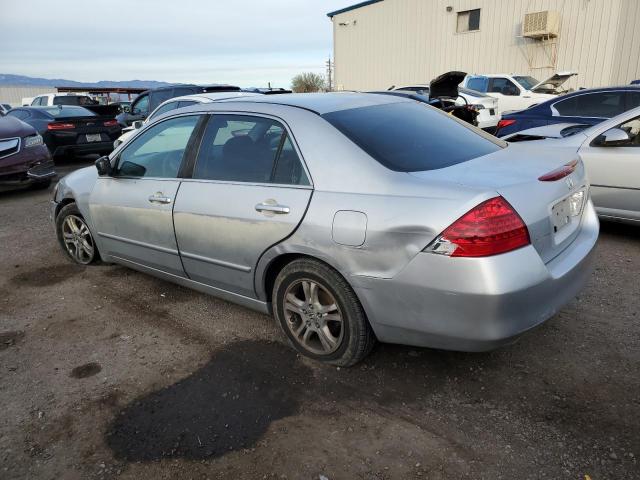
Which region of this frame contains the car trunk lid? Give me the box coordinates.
[409,144,588,263]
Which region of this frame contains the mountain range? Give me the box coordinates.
[0,74,170,89]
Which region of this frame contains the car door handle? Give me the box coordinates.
[148,193,172,204]
[255,202,290,214]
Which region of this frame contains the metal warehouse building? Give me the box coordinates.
[327,0,640,91]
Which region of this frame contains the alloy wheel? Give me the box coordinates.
[283,279,344,355]
[61,215,95,264]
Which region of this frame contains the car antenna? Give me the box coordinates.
[387,85,395,91]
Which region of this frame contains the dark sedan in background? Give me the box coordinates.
[496,86,640,137]
[0,115,55,190]
[6,106,122,159]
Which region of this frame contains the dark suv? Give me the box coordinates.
[116,84,240,126]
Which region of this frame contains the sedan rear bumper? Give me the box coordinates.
[52,141,114,158]
[353,201,599,352]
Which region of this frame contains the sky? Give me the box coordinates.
[0,0,350,88]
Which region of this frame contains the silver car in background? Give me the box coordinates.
[503,106,640,224]
[51,93,598,366]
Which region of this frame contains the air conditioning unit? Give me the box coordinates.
[522,11,560,39]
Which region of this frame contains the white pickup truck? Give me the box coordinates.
[462,72,577,114]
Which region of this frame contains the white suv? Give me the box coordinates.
[462,72,577,114]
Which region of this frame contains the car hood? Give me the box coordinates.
[531,71,577,93]
[429,71,466,100]
[0,116,36,138]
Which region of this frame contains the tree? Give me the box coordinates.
[291,72,326,93]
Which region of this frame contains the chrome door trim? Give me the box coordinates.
[109,254,269,313]
[0,137,21,160]
[97,231,180,255]
[179,250,252,272]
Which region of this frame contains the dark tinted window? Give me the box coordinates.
[193,115,309,185]
[131,95,149,115]
[116,115,199,178]
[172,87,198,97]
[149,89,175,110]
[489,78,519,96]
[466,77,488,93]
[149,101,179,120]
[555,92,626,117]
[177,100,198,108]
[52,96,95,106]
[323,102,504,172]
[627,91,640,109]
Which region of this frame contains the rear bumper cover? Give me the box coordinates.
[353,201,599,351]
[52,141,114,157]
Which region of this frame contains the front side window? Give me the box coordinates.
[457,9,480,32]
[115,115,199,178]
[466,77,488,93]
[555,92,626,118]
[131,95,149,115]
[149,101,179,121]
[489,78,520,96]
[323,102,505,172]
[513,76,540,90]
[193,115,309,185]
[616,115,640,146]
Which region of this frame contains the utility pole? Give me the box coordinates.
[325,58,333,92]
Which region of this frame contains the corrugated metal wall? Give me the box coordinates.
[0,86,54,107]
[331,0,640,91]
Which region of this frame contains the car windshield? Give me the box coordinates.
[513,76,540,90]
[322,101,505,172]
[41,106,96,118]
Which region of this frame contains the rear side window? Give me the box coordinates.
[627,91,640,109]
[193,114,309,185]
[41,107,95,118]
[323,102,504,172]
[466,77,488,93]
[8,110,29,120]
[555,92,626,117]
[177,100,198,108]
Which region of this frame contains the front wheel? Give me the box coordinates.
[273,258,376,367]
[55,203,98,265]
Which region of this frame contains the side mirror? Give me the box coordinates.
[132,120,143,129]
[95,156,113,176]
[594,128,631,147]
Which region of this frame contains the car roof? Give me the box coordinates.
[215,92,408,114]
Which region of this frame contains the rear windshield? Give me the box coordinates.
[41,106,96,118]
[322,102,505,172]
[52,96,96,106]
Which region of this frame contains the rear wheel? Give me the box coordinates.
[273,258,375,367]
[55,203,98,265]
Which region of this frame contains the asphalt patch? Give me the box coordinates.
[0,330,25,350]
[106,340,310,461]
[70,362,102,379]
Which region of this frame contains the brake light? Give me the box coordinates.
[425,197,530,257]
[103,119,118,127]
[496,119,516,132]
[47,122,75,130]
[538,159,578,181]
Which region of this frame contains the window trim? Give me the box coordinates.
[181,111,314,189]
[456,8,481,34]
[550,90,629,119]
[110,113,204,180]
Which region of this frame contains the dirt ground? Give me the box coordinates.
[1,159,639,480]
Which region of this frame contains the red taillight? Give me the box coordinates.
[496,119,516,133]
[103,119,118,127]
[538,159,578,181]
[47,122,75,130]
[428,197,530,257]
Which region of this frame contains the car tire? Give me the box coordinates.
[55,203,99,265]
[273,258,376,367]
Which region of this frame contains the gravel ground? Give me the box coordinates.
[1,159,639,480]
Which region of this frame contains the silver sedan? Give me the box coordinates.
[51,93,598,366]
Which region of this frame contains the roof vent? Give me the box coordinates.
[522,10,560,38]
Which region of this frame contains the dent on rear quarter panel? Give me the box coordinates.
[57,166,99,227]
